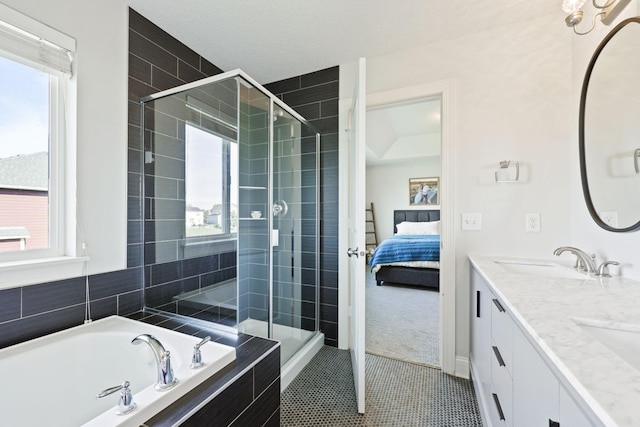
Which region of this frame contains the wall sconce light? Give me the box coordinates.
[562,0,631,35]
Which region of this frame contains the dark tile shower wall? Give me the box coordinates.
[265,68,340,347]
[129,9,239,319]
[237,87,271,324]
[270,122,319,331]
[238,98,320,331]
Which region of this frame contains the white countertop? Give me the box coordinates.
[469,255,640,427]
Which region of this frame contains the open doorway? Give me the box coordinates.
[364,96,442,368]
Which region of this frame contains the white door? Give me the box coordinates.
[347,57,366,414]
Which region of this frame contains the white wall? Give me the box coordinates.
[570,1,640,281]
[1,0,129,282]
[366,157,440,242]
[359,13,573,364]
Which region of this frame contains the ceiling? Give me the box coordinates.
[125,0,561,84]
[366,98,442,166]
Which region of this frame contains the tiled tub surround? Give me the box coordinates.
[469,255,640,426]
[0,316,236,426]
[131,311,280,426]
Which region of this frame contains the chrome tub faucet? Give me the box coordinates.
[132,334,178,391]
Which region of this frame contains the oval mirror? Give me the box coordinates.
[580,17,640,232]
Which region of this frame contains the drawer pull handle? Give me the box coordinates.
[492,345,506,367]
[492,393,505,421]
[492,298,505,312]
[549,420,560,427]
[476,290,481,318]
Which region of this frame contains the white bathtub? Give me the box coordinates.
[0,315,236,426]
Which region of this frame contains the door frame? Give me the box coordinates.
[338,78,458,377]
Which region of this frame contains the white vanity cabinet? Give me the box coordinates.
[470,265,598,427]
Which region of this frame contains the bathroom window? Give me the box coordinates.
[0,10,74,262]
[185,124,238,239]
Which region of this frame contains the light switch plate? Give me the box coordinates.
[462,213,482,231]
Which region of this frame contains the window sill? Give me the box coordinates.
[0,256,89,290]
[182,238,237,259]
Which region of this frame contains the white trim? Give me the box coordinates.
[280,332,325,391]
[338,97,351,350]
[0,4,74,75]
[338,78,458,377]
[0,3,75,51]
[470,362,491,427]
[455,356,470,380]
[0,256,88,289]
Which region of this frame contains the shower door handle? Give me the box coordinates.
[347,247,363,258]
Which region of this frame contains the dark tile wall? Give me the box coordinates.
[237,90,320,331]
[129,9,241,320]
[0,268,143,350]
[270,121,319,331]
[237,86,271,324]
[265,68,340,347]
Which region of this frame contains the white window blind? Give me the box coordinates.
[0,5,74,76]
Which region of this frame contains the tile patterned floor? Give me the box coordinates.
[281,346,482,426]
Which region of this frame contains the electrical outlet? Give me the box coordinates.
[462,213,482,230]
[600,211,618,228]
[525,213,541,233]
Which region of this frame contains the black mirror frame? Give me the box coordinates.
[579,16,640,232]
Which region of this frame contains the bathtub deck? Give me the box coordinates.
[126,311,280,426]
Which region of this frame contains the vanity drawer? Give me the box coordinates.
[491,297,513,375]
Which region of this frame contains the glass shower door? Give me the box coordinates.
[271,106,319,363]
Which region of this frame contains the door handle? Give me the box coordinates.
[347,247,360,258]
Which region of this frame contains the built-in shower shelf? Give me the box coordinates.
[239,186,267,190]
[239,217,267,220]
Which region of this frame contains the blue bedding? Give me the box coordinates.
[369,234,440,268]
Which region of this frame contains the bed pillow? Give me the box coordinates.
[396,220,440,235]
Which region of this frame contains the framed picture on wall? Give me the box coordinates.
[409,177,439,205]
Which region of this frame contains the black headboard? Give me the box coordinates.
[393,210,440,234]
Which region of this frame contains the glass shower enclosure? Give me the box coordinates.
[140,70,320,364]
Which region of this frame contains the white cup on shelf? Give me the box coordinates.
[251,211,262,218]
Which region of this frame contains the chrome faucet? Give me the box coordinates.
[131,334,178,391]
[553,246,597,274]
[96,380,137,415]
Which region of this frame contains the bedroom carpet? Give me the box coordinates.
[365,269,440,367]
[280,346,482,426]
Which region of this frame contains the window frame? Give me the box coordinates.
[184,121,238,243]
[0,6,75,264]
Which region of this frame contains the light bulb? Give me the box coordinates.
[562,0,587,13]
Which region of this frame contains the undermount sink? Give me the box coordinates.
[494,259,592,280]
[572,317,640,372]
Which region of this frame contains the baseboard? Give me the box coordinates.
[469,362,490,427]
[455,356,470,379]
[281,332,325,392]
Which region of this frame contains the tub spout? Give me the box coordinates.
[131,334,178,391]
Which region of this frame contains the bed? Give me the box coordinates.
[369,210,440,289]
